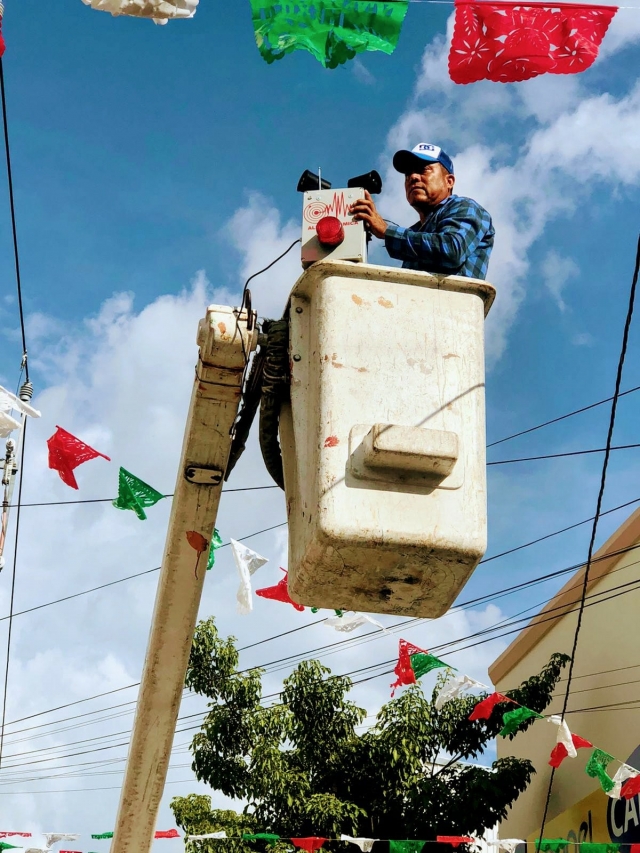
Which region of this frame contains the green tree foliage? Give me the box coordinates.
[172,618,570,851]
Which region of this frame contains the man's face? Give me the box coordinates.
[404,160,455,209]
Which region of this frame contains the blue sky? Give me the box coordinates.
[0,0,640,848]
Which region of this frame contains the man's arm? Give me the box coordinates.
[385,199,492,270]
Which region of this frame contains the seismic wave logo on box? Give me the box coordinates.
[303,191,354,224]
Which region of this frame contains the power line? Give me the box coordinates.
[3,390,640,513]
[553,675,640,698]
[5,517,287,640]
[0,52,34,773]
[9,483,279,509]
[6,537,640,741]
[4,486,638,645]
[9,443,640,512]
[6,562,640,768]
[487,443,640,466]
[0,578,638,780]
[0,57,28,381]
[0,519,289,730]
[3,484,640,747]
[340,564,640,688]
[0,519,287,629]
[0,776,198,795]
[537,233,640,847]
[479,495,640,564]
[0,566,162,624]
[337,571,640,685]
[14,682,640,794]
[487,384,640,448]
[6,565,640,783]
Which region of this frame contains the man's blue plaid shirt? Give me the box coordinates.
[384,194,494,280]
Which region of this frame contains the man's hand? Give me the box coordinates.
[349,190,388,239]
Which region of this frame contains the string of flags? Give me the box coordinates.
[0,829,181,852]
[390,638,640,804]
[0,834,638,851]
[43,425,228,570]
[160,833,640,850]
[79,0,198,25]
[45,426,170,518]
[74,0,622,78]
[229,541,387,632]
[21,423,388,625]
[6,414,388,617]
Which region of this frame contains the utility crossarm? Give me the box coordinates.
[110,305,257,853]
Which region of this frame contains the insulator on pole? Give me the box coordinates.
[18,381,33,402]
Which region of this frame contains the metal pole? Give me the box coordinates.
[110,304,256,853]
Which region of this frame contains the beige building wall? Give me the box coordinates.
[488,506,640,842]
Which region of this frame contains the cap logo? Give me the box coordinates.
[414,143,441,157]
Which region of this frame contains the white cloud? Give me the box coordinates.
[352,58,376,86]
[598,6,640,58]
[0,244,511,844]
[572,332,595,347]
[4,10,639,845]
[542,249,579,312]
[377,28,640,361]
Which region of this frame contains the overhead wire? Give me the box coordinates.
[4,382,640,510]
[487,443,640,466]
[8,442,640,512]
[4,32,640,807]
[6,558,640,771]
[2,485,638,641]
[2,519,640,782]
[6,535,640,744]
[0,336,638,776]
[479,495,640,564]
[0,519,288,630]
[487,384,640,447]
[0,57,28,381]
[535,234,640,847]
[9,483,280,509]
[0,55,31,771]
[5,581,640,787]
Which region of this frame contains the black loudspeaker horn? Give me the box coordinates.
[297,170,332,192]
[347,169,383,195]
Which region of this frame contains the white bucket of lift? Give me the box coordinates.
[279,259,495,618]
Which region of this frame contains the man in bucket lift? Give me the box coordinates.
[349,143,494,280]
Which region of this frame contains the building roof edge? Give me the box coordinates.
[488,503,640,685]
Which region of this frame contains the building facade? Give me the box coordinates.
[488,506,640,845]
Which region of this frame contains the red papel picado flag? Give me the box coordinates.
[292,839,328,852]
[255,568,305,611]
[390,640,449,696]
[468,692,514,720]
[47,426,111,489]
[448,0,617,84]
